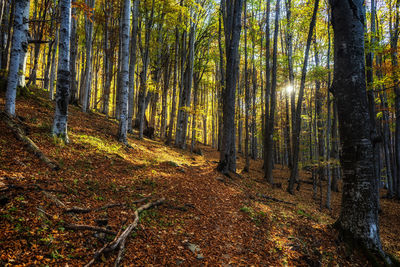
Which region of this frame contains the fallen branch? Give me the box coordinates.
[64,203,125,214]
[85,198,165,267]
[42,191,66,208]
[1,112,59,170]
[0,183,66,194]
[256,193,296,206]
[65,224,117,235]
[64,198,148,214]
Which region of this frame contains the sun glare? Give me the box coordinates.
[286,85,294,94]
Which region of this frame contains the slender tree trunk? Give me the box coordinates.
[82,0,95,112]
[263,0,271,174]
[265,0,280,183]
[52,0,71,142]
[285,0,295,169]
[117,0,131,144]
[244,0,250,172]
[128,0,139,132]
[69,7,78,104]
[137,0,155,139]
[287,0,319,193]
[49,30,58,100]
[326,13,333,208]
[166,27,179,145]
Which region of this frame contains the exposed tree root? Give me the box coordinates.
[84,198,165,267]
[333,221,397,266]
[1,112,59,170]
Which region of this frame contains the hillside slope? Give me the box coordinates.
[1,88,399,266]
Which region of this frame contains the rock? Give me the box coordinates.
[187,243,200,254]
[196,254,204,260]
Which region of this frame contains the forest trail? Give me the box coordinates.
[1,88,399,266]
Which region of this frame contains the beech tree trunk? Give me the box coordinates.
[5,0,29,116]
[128,0,139,132]
[17,0,30,88]
[217,0,244,174]
[287,0,319,193]
[330,0,385,254]
[264,0,280,183]
[117,0,131,144]
[51,0,71,142]
[81,0,95,112]
[69,7,78,104]
[166,27,180,145]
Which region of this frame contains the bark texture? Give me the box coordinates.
[330,0,384,254]
[51,0,71,142]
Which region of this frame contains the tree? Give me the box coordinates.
[264,0,280,183]
[287,0,319,194]
[4,0,29,116]
[51,0,71,142]
[217,0,244,174]
[330,0,387,257]
[117,0,131,144]
[81,0,95,112]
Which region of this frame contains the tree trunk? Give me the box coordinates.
[217,0,244,174]
[287,0,319,193]
[17,0,30,88]
[51,0,71,143]
[166,27,179,145]
[244,0,250,172]
[265,0,280,183]
[49,30,58,100]
[82,0,95,113]
[69,7,78,104]
[128,0,139,132]
[330,0,385,255]
[391,0,400,197]
[4,0,29,116]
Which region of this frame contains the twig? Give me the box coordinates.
[42,191,66,208]
[64,224,117,235]
[85,198,165,267]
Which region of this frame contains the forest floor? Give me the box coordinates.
[1,87,400,266]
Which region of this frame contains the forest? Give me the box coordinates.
[1,0,400,265]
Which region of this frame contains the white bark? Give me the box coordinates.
[5,0,29,116]
[17,0,30,88]
[52,0,71,142]
[117,0,131,143]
